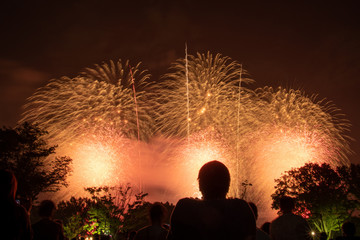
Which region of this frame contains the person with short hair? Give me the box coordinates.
[0,169,32,240]
[335,221,360,240]
[169,160,256,240]
[134,202,168,240]
[261,222,270,235]
[32,199,64,240]
[270,196,312,240]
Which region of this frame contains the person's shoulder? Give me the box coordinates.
[32,218,45,231]
[256,228,271,240]
[172,198,202,223]
[176,197,201,207]
[270,214,283,225]
[291,213,309,224]
[177,197,201,203]
[226,198,248,204]
[224,198,251,209]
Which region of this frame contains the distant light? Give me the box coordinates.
[311,231,315,236]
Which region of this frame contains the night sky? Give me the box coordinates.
[1,1,359,162]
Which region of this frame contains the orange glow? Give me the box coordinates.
[246,126,328,223]
[174,130,230,199]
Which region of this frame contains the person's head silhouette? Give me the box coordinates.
[279,196,295,214]
[149,202,167,226]
[342,221,356,237]
[38,200,56,218]
[198,160,230,200]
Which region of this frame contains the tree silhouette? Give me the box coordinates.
[272,163,359,238]
[0,122,72,201]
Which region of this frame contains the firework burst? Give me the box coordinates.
[153,52,254,138]
[239,86,352,223]
[20,60,153,196]
[19,53,352,224]
[21,60,153,144]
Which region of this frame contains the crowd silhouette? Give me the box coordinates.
[1,160,359,240]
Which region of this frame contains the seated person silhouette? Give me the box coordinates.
[32,200,64,240]
[134,202,169,240]
[168,160,256,240]
[0,169,31,240]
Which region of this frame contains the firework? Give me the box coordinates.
[153,52,254,138]
[238,86,352,223]
[21,60,153,144]
[153,54,351,222]
[20,60,153,196]
[20,54,352,224]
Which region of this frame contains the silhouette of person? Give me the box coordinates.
[261,222,270,235]
[270,196,312,240]
[0,169,32,240]
[335,221,360,240]
[134,202,169,240]
[248,202,271,240]
[32,199,65,240]
[168,160,256,240]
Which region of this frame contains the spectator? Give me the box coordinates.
[248,202,271,240]
[270,196,312,240]
[32,200,64,240]
[261,222,270,235]
[134,202,169,240]
[0,169,31,240]
[336,221,360,240]
[169,160,256,240]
